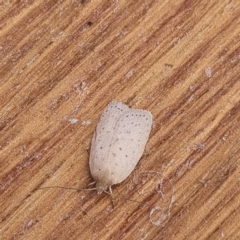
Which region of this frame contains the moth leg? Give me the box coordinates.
[86,147,90,154]
[103,186,115,208]
[109,185,113,196]
[88,182,95,186]
[109,186,115,209]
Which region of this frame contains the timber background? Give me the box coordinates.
[0,0,240,239]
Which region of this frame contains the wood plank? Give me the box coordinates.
[0,0,240,239]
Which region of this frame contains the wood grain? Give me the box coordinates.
[0,0,240,239]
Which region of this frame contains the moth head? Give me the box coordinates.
[96,183,109,194]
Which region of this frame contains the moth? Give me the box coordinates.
[89,100,153,194]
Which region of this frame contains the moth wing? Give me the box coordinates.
[108,109,153,185]
[89,101,130,181]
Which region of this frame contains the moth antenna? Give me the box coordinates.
[38,186,96,192]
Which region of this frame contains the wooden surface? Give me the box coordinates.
[0,0,240,239]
